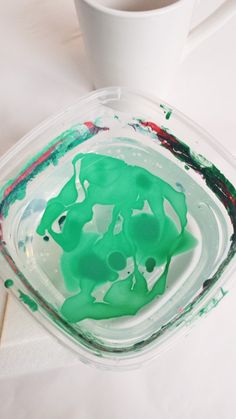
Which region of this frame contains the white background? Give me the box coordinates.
[0,0,236,418]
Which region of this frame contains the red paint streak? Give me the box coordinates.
[223,188,236,207]
[84,121,94,129]
[84,122,109,132]
[229,194,236,206]
[3,143,59,200]
[0,244,19,274]
[2,121,109,206]
[217,179,236,207]
[140,121,179,144]
[0,216,3,241]
[223,187,236,207]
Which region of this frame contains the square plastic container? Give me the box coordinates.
[0,87,235,369]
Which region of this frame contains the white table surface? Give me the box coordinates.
[0,0,236,418]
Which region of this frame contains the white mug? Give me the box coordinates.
[74,0,236,96]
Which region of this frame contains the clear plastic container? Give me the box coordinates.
[0,87,235,369]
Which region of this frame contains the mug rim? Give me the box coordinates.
[78,0,187,18]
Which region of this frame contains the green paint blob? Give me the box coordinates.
[108,252,126,271]
[19,290,38,312]
[160,104,172,120]
[37,153,197,323]
[145,258,156,273]
[4,279,14,288]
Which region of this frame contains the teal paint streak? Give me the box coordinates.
[19,290,38,312]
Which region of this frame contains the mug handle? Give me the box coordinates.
[185,0,236,54]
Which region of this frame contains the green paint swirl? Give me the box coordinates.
[37,153,197,323]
